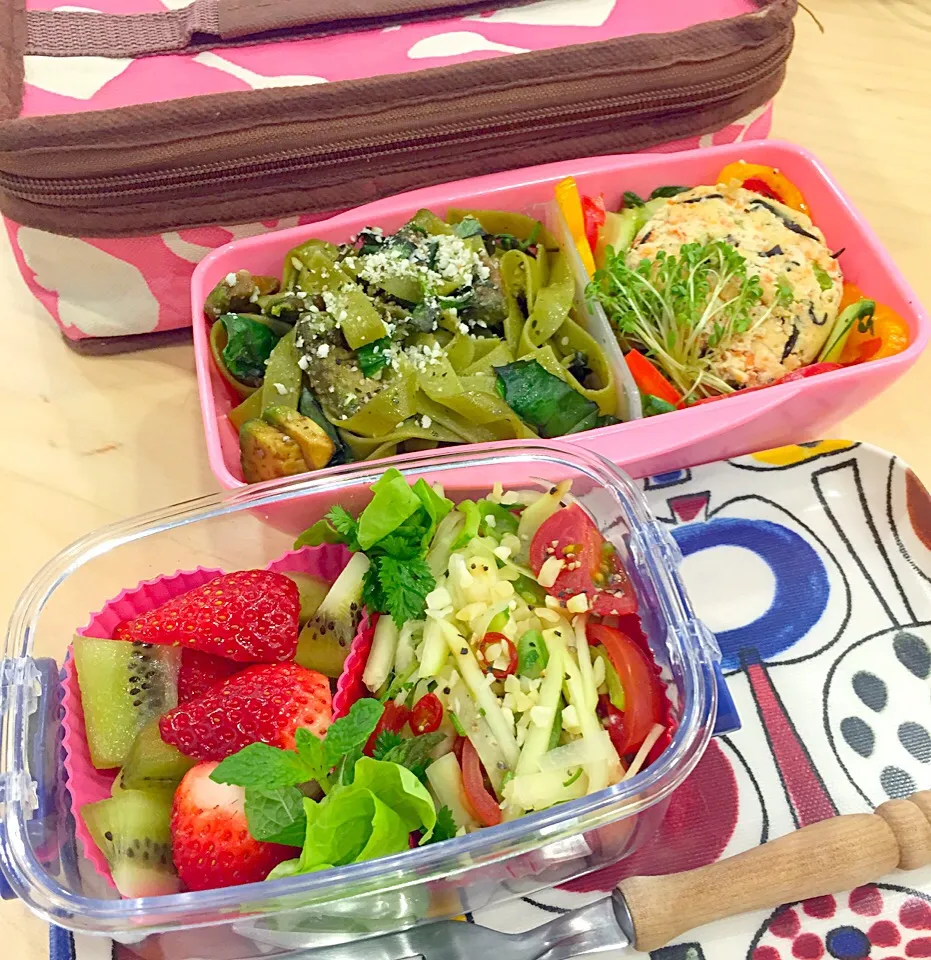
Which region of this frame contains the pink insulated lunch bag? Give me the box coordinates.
[0,0,796,347]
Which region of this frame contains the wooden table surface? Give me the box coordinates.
[1,1,929,954]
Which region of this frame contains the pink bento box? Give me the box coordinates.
[192,140,929,490]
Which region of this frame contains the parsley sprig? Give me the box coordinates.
[588,240,794,399]
[295,469,452,626]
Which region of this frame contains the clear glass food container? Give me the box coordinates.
[0,441,735,959]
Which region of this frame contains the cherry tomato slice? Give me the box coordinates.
[529,504,637,616]
[410,693,444,735]
[364,701,410,756]
[460,737,502,827]
[477,632,518,680]
[588,623,664,756]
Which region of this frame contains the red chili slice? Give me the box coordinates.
[410,693,444,735]
[477,632,518,680]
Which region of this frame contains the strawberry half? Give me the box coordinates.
[171,762,294,891]
[178,649,243,703]
[159,662,332,761]
[114,570,300,663]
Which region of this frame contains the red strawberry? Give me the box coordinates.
[114,570,300,663]
[178,649,243,703]
[171,762,294,891]
[160,662,331,761]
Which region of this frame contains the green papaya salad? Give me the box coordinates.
[204,210,619,483]
[290,470,669,840]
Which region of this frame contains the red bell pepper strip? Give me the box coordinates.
[717,161,810,215]
[624,349,682,406]
[581,194,607,257]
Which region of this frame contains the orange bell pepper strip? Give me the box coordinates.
[555,177,597,277]
[836,283,910,364]
[624,349,682,406]
[717,161,809,215]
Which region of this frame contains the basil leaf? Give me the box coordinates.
[210,742,311,789]
[217,314,281,386]
[494,359,602,438]
[245,787,306,846]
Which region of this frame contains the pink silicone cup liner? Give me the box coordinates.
[61,543,357,890]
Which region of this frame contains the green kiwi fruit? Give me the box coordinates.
[81,788,179,897]
[282,572,331,625]
[73,635,180,770]
[121,718,196,790]
[295,553,368,677]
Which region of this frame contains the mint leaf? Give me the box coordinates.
[294,727,328,785]
[211,742,311,789]
[381,732,445,781]
[334,745,364,786]
[378,554,434,627]
[245,787,306,846]
[372,729,404,761]
[322,699,384,769]
[425,805,457,844]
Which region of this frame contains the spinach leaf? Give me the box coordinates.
[217,313,281,386]
[494,359,602,438]
[357,337,393,378]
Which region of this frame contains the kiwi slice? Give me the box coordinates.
[121,719,196,790]
[282,572,331,626]
[73,635,180,770]
[81,788,179,897]
[295,553,368,677]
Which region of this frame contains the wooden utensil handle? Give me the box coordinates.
[619,791,931,953]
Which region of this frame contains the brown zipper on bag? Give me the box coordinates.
[0,0,797,239]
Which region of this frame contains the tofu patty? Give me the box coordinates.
[628,184,843,388]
